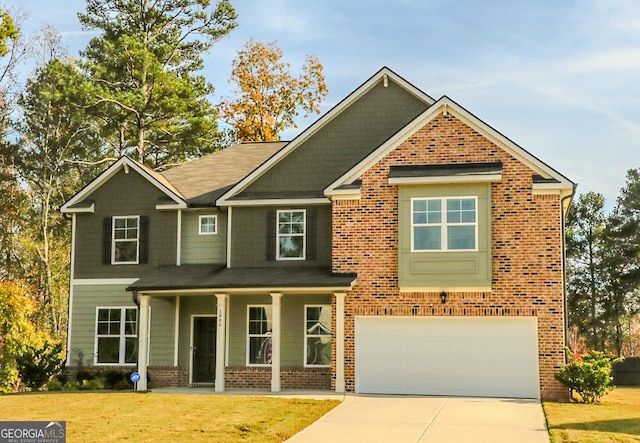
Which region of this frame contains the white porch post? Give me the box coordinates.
[137,294,150,391]
[215,293,228,392]
[334,292,346,393]
[270,292,282,392]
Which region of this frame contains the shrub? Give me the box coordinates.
[15,341,65,390]
[103,370,129,389]
[80,379,104,390]
[555,348,621,403]
[46,378,64,391]
[62,381,80,391]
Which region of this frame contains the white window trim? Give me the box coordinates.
[112,215,140,264]
[94,306,139,366]
[276,209,306,261]
[304,304,332,368]
[411,196,478,252]
[198,214,218,235]
[246,305,272,367]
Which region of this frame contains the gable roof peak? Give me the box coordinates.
[216,67,436,206]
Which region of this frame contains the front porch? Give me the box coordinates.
[128,265,355,393]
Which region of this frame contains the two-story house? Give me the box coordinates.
[60,67,574,400]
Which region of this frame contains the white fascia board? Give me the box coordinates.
[325,97,575,195]
[60,156,187,213]
[220,197,331,207]
[156,203,187,210]
[61,202,95,214]
[329,192,361,200]
[388,173,503,185]
[216,67,435,207]
[137,285,355,296]
[72,278,140,286]
[400,286,492,293]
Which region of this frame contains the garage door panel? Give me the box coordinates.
[355,316,539,398]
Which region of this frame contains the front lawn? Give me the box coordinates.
[544,387,640,443]
[0,392,339,442]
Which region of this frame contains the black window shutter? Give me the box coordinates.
[103,217,112,265]
[139,215,149,264]
[266,210,276,261]
[306,208,317,261]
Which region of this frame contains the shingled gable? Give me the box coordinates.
[215,67,436,207]
[161,141,287,207]
[324,95,575,211]
[60,156,187,213]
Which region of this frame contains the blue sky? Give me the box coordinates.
[7,0,640,210]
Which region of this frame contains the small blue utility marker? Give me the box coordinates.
[130,372,141,390]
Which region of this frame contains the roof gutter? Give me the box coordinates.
[561,183,577,362]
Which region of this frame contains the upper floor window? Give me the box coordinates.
[112,216,140,264]
[412,197,477,251]
[95,307,137,365]
[199,215,217,235]
[277,210,305,260]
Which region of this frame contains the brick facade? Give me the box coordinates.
[225,367,331,390]
[332,113,568,401]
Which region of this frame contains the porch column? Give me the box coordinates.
[215,293,228,392]
[137,295,150,391]
[270,292,283,392]
[334,292,346,393]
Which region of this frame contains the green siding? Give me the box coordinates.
[231,205,331,267]
[240,79,429,195]
[149,297,176,365]
[398,183,492,289]
[181,210,227,264]
[69,284,176,367]
[74,168,178,279]
[228,294,332,367]
[68,284,137,367]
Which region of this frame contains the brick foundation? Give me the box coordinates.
[225,366,331,390]
[148,366,189,388]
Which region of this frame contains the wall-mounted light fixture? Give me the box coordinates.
[440,291,447,304]
[123,163,130,174]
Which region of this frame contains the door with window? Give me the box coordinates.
[191,316,216,383]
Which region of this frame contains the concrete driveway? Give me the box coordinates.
[286,395,550,443]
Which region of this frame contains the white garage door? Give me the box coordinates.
[355,316,539,398]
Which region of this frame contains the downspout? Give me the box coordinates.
[561,184,577,361]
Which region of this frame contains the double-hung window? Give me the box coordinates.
[247,306,273,366]
[277,210,305,260]
[412,197,477,251]
[112,216,140,264]
[305,305,331,367]
[95,307,137,365]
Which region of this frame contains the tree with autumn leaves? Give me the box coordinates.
[220,39,328,142]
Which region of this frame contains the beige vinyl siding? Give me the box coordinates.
[181,210,227,264]
[227,294,332,367]
[398,183,492,289]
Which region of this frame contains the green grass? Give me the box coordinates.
[0,391,339,442]
[544,387,640,443]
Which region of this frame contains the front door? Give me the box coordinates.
[192,316,216,383]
